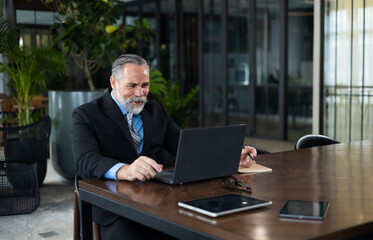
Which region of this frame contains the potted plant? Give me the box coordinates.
[41,0,154,181]
[0,46,66,126]
[0,15,67,185]
[149,68,199,128]
[43,0,153,91]
[0,14,66,126]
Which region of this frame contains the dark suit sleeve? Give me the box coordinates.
[72,106,121,179]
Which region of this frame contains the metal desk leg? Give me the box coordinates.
[80,199,93,240]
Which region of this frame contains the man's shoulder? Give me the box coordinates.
[144,99,166,112]
[145,99,160,107]
[73,94,107,114]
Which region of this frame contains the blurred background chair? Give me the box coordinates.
[1,116,51,185]
[0,96,17,127]
[0,116,51,216]
[0,161,39,216]
[295,134,340,150]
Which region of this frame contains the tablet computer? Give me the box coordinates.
[279,200,330,220]
[178,193,272,217]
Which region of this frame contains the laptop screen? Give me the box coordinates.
[156,124,247,184]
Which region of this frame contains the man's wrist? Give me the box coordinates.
[104,163,125,180]
[116,164,128,180]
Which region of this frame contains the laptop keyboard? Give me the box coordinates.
[156,169,174,178]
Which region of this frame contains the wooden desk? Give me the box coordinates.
[78,140,373,239]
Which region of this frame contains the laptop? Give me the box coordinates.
[155,124,247,184]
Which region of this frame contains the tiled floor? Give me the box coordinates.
[0,137,294,240]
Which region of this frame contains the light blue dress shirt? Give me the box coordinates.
[103,91,144,180]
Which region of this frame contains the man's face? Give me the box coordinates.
[111,63,150,114]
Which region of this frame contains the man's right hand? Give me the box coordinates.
[116,156,163,181]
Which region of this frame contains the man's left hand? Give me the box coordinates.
[240,146,257,168]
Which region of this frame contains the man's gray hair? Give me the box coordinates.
[111,54,149,80]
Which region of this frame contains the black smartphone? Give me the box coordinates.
[279,200,330,220]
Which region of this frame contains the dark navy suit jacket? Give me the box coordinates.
[72,89,181,225]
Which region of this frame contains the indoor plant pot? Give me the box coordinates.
[48,90,105,181]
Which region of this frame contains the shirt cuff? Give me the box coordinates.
[103,163,125,180]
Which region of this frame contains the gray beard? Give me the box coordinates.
[116,92,147,114]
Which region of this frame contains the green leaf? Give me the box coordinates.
[46,0,154,90]
[105,25,117,33]
[0,45,67,125]
[149,68,166,96]
[149,69,199,128]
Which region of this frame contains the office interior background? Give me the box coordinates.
[1,0,372,143]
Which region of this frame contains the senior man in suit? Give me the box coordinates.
[72,54,257,239]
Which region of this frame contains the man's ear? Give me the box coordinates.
[110,76,116,91]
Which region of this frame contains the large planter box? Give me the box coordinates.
[48,90,105,181]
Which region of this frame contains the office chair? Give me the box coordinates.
[295,134,340,150]
[74,175,101,240]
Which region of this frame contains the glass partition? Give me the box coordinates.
[255,0,280,138]
[118,0,316,140]
[324,0,373,142]
[287,0,314,141]
[160,0,177,80]
[141,2,157,67]
[227,0,250,127]
[203,0,223,126]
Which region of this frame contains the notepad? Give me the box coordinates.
[238,163,272,173]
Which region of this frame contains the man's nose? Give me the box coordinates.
[134,86,145,96]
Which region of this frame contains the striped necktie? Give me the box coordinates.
[126,113,141,153]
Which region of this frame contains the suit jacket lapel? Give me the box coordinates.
[141,108,151,154]
[102,91,138,153]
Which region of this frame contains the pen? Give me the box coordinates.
[243,146,256,164]
[247,152,256,164]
